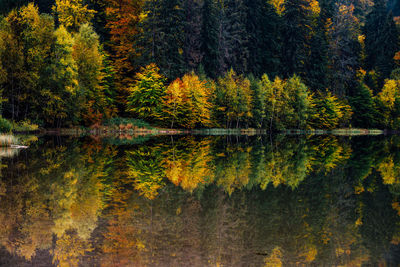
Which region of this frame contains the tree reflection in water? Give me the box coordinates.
[0,135,399,266]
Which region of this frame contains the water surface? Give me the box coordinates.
[0,134,400,266]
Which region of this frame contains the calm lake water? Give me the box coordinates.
[1,134,400,266]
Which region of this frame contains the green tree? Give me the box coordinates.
[44,25,79,126]
[249,75,267,128]
[137,0,185,79]
[201,0,219,78]
[183,0,204,72]
[349,72,378,128]
[304,18,329,91]
[364,0,398,82]
[0,3,54,122]
[308,91,353,129]
[265,76,286,130]
[281,0,313,78]
[328,3,361,96]
[127,64,166,123]
[73,23,109,125]
[284,75,310,129]
[225,0,249,74]
[214,69,252,128]
[245,0,282,77]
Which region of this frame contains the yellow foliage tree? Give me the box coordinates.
[378,156,400,185]
[163,78,189,128]
[215,69,253,128]
[164,138,215,192]
[163,73,213,128]
[52,229,93,267]
[182,73,214,128]
[377,79,400,128]
[53,0,96,31]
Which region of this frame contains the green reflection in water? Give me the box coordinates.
[0,135,399,266]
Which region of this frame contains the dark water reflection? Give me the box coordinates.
[0,134,400,266]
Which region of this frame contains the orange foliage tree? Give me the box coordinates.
[103,0,145,112]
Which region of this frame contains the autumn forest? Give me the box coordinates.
[0,0,400,130]
[3,1,400,265]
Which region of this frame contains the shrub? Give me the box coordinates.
[103,117,152,129]
[13,120,39,132]
[0,117,12,133]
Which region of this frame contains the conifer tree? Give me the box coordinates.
[138,0,185,79]
[281,0,313,78]
[349,81,377,128]
[304,19,329,91]
[328,3,361,96]
[364,0,399,82]
[127,64,166,123]
[101,0,144,114]
[200,0,219,78]
[183,0,204,72]
[224,0,249,74]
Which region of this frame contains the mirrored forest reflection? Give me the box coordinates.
[1,134,400,266]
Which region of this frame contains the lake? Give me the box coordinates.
[0,134,400,266]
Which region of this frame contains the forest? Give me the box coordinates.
[1,0,400,130]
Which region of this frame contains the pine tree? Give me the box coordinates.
[127,64,166,123]
[328,3,361,96]
[364,0,399,82]
[183,0,204,72]
[199,0,217,78]
[224,0,248,74]
[281,0,313,78]
[214,0,229,76]
[304,18,329,91]
[349,81,377,128]
[244,0,282,77]
[137,0,185,79]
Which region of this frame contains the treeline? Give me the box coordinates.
[0,0,400,129]
[127,64,353,129]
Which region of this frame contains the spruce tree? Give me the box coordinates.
[244,0,281,77]
[214,0,230,76]
[328,2,361,96]
[349,81,378,128]
[201,0,219,78]
[137,0,185,79]
[364,0,399,82]
[281,0,313,78]
[183,0,204,72]
[225,0,249,74]
[304,19,329,91]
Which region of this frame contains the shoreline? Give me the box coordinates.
[36,127,387,136]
